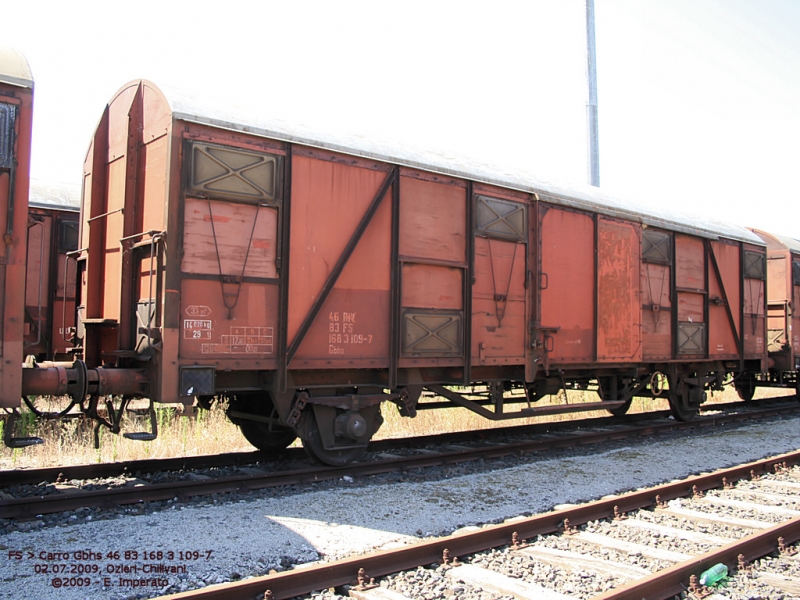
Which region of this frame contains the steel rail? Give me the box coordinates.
[1,402,798,519]
[2,397,795,487]
[594,515,800,599]
[0,401,683,486]
[154,449,800,600]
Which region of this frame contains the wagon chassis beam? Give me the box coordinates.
[426,384,626,420]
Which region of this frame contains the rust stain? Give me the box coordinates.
[203,215,231,223]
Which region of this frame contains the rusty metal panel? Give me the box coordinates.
[24,214,52,357]
[677,323,705,354]
[402,310,462,356]
[52,219,78,356]
[677,292,706,355]
[674,234,706,356]
[641,262,672,359]
[642,229,671,264]
[401,264,462,310]
[597,218,641,361]
[189,143,279,203]
[180,196,280,360]
[181,198,278,279]
[677,292,704,323]
[708,240,740,357]
[287,156,391,346]
[768,326,785,353]
[398,175,466,264]
[289,167,393,368]
[743,275,766,356]
[395,174,467,364]
[292,289,390,367]
[743,244,766,357]
[0,102,14,169]
[675,235,704,290]
[539,206,594,362]
[0,74,33,407]
[475,195,526,241]
[794,281,800,356]
[24,213,78,360]
[138,134,168,234]
[766,254,787,354]
[100,158,126,321]
[471,236,526,364]
[288,155,392,367]
[179,279,278,360]
[767,255,789,302]
[744,250,766,280]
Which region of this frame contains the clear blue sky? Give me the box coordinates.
[6,0,799,237]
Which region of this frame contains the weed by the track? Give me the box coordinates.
[0,386,784,469]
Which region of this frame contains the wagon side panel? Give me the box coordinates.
[288,153,393,368]
[538,205,594,363]
[24,211,51,356]
[763,247,791,368]
[675,234,707,358]
[742,243,767,358]
[596,217,641,362]
[793,254,800,359]
[707,240,741,359]
[641,229,673,360]
[471,236,526,365]
[397,173,467,368]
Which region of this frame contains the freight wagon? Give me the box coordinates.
[0,47,35,422]
[25,180,80,360]
[59,80,769,464]
[750,230,800,396]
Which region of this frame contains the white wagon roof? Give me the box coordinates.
[29,179,80,211]
[0,47,33,89]
[148,81,764,246]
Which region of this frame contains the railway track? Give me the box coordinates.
[2,398,798,520]
[5,398,796,488]
[0,402,711,487]
[155,450,800,600]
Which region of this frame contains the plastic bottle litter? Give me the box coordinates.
[699,563,728,586]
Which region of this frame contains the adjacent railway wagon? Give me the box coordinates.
[57,79,770,464]
[25,180,80,360]
[0,47,34,412]
[752,229,800,393]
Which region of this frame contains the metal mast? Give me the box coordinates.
[586,0,600,186]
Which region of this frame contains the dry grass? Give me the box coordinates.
[0,385,789,470]
[0,400,255,471]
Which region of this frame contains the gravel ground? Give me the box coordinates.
[1,414,799,600]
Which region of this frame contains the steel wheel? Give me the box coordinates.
[598,377,632,416]
[238,420,297,452]
[299,406,378,466]
[668,380,702,422]
[668,396,698,421]
[230,393,297,452]
[734,374,756,402]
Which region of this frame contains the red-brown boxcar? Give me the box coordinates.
[751,229,800,395]
[65,79,769,463]
[25,180,80,360]
[0,48,34,410]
